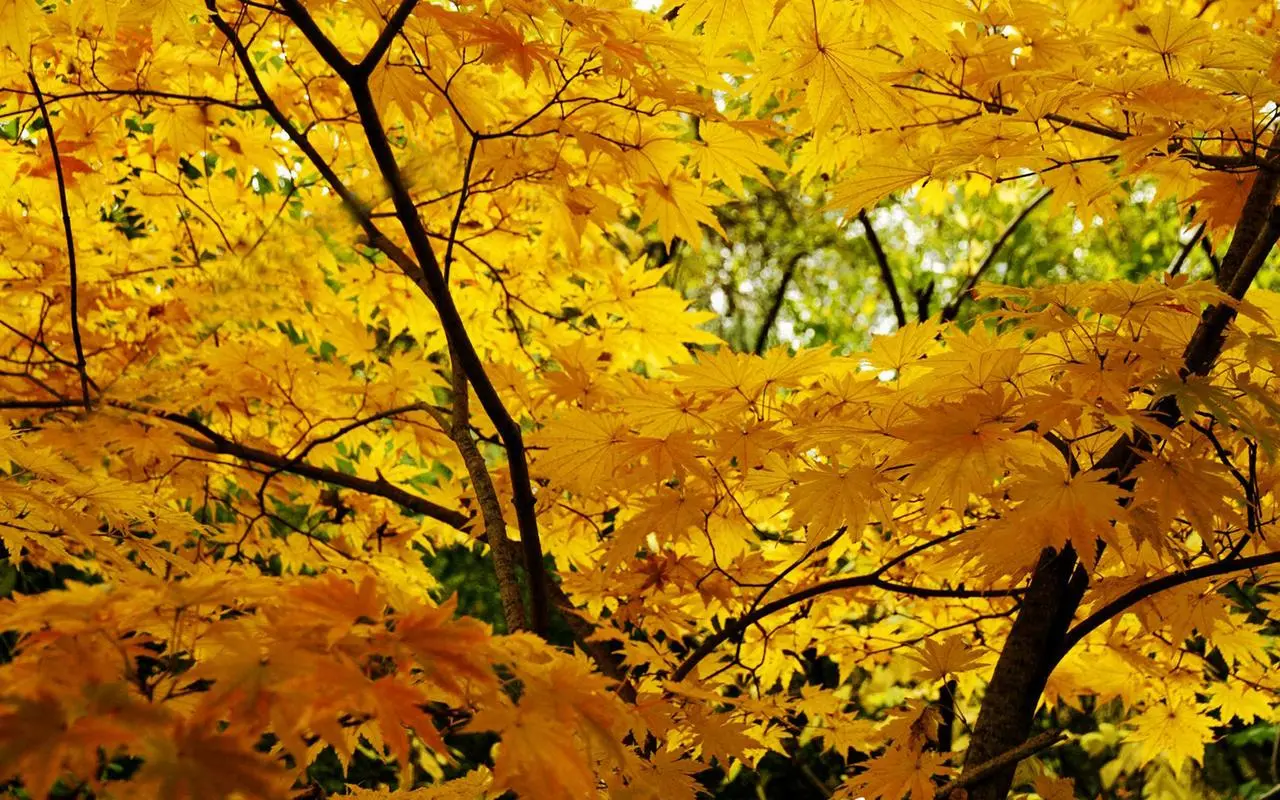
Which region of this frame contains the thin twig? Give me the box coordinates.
[444,137,478,280]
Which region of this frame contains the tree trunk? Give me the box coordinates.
[956,132,1279,800]
[959,548,1087,798]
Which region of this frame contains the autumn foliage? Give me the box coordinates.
[2,0,1280,798]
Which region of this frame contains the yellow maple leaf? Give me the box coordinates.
[849,745,953,800]
[908,635,985,683]
[1124,698,1217,774]
[638,169,728,245]
[1004,465,1128,567]
[668,0,778,51]
[689,121,788,196]
[786,460,893,545]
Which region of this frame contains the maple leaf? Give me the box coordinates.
[134,721,291,800]
[861,0,963,52]
[533,409,633,492]
[687,706,758,766]
[1205,681,1272,725]
[23,152,93,185]
[1124,698,1217,774]
[465,17,555,82]
[345,768,493,798]
[773,0,903,137]
[907,635,984,683]
[1033,775,1077,800]
[667,0,777,51]
[1003,464,1129,568]
[638,169,728,245]
[849,746,953,800]
[690,121,788,196]
[897,390,1044,513]
[786,460,893,545]
[1040,160,1119,223]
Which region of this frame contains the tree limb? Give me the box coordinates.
[858,210,907,329]
[958,131,1280,800]
[670,532,1019,682]
[1058,550,1280,657]
[211,2,553,634]
[357,0,418,76]
[141,406,474,531]
[439,351,528,632]
[754,250,806,355]
[28,72,90,410]
[934,729,1065,800]
[1167,221,1205,277]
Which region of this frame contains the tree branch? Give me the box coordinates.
[1167,221,1206,277]
[140,406,474,531]
[357,0,418,77]
[28,72,90,410]
[942,189,1051,323]
[0,399,85,410]
[934,729,1064,800]
[211,2,553,634]
[1057,551,1280,658]
[439,350,528,632]
[958,129,1280,800]
[858,210,907,329]
[670,535,1019,682]
[754,250,806,355]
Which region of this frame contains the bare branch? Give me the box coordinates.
[942,189,1051,322]
[135,404,474,531]
[670,529,1019,682]
[754,250,806,355]
[859,210,907,329]
[215,0,553,634]
[439,351,528,632]
[1167,221,1205,277]
[934,729,1065,800]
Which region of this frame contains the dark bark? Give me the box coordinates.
[959,549,1085,800]
[858,210,908,329]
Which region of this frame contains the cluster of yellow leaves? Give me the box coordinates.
[0,554,671,799]
[1,0,1280,797]
[533,278,1280,792]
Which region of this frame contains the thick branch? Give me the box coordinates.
[357,0,419,76]
[441,352,528,632]
[0,399,85,410]
[211,2,553,633]
[1215,136,1280,286]
[959,131,1280,800]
